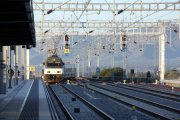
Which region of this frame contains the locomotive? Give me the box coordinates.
[42,54,76,83]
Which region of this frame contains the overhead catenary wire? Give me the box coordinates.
[142,11,175,21]
[45,0,72,15]
[112,0,177,36]
[121,1,180,29]
[107,0,176,35]
[42,0,92,35]
[72,11,88,34]
[120,0,165,22]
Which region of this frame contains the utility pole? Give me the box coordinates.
[97,54,100,68]
[112,0,116,68]
[159,32,165,83]
[96,41,100,68]
[123,48,126,77]
[41,0,44,29]
[112,0,116,80]
[82,55,84,77]
[76,55,80,77]
[121,32,128,78]
[88,48,91,77]
[97,45,100,79]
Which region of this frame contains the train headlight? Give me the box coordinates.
[47,71,50,73]
[57,71,60,73]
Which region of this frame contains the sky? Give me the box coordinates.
[31,0,180,74]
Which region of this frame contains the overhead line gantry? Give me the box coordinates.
[35,20,180,28]
[33,1,180,11]
[35,20,180,36]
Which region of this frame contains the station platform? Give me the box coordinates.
[0,79,52,120]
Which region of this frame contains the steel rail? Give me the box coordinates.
[86,83,180,120]
[62,85,115,120]
[48,85,75,120]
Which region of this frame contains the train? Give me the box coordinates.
[42,54,76,83]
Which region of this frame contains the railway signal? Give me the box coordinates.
[64,35,69,41]
[121,34,127,51]
[64,34,70,54]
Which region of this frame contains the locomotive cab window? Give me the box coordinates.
[46,61,63,68]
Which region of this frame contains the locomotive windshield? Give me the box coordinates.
[46,61,62,68]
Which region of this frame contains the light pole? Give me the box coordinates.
[82,55,85,77]
[88,48,91,77]
[159,32,165,83]
[112,0,116,68]
[76,55,80,77]
[95,53,100,79]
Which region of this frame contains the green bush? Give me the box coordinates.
[100,67,124,77]
[165,70,180,79]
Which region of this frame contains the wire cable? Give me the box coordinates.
[123,1,180,29]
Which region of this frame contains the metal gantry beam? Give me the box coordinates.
[33,1,180,11]
[35,20,179,36]
[35,21,180,28]
[35,30,163,36]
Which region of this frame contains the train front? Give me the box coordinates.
[43,55,64,83]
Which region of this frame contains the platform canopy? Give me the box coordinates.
[0,0,36,48]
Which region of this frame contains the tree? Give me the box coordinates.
[165,70,180,79]
[100,67,124,77]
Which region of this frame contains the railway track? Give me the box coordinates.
[106,83,180,102]
[44,80,180,120]
[63,84,155,120]
[62,85,114,120]
[138,83,180,92]
[48,84,107,120]
[114,83,180,96]
[47,85,74,120]
[43,84,60,120]
[86,83,180,120]
[90,83,180,113]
